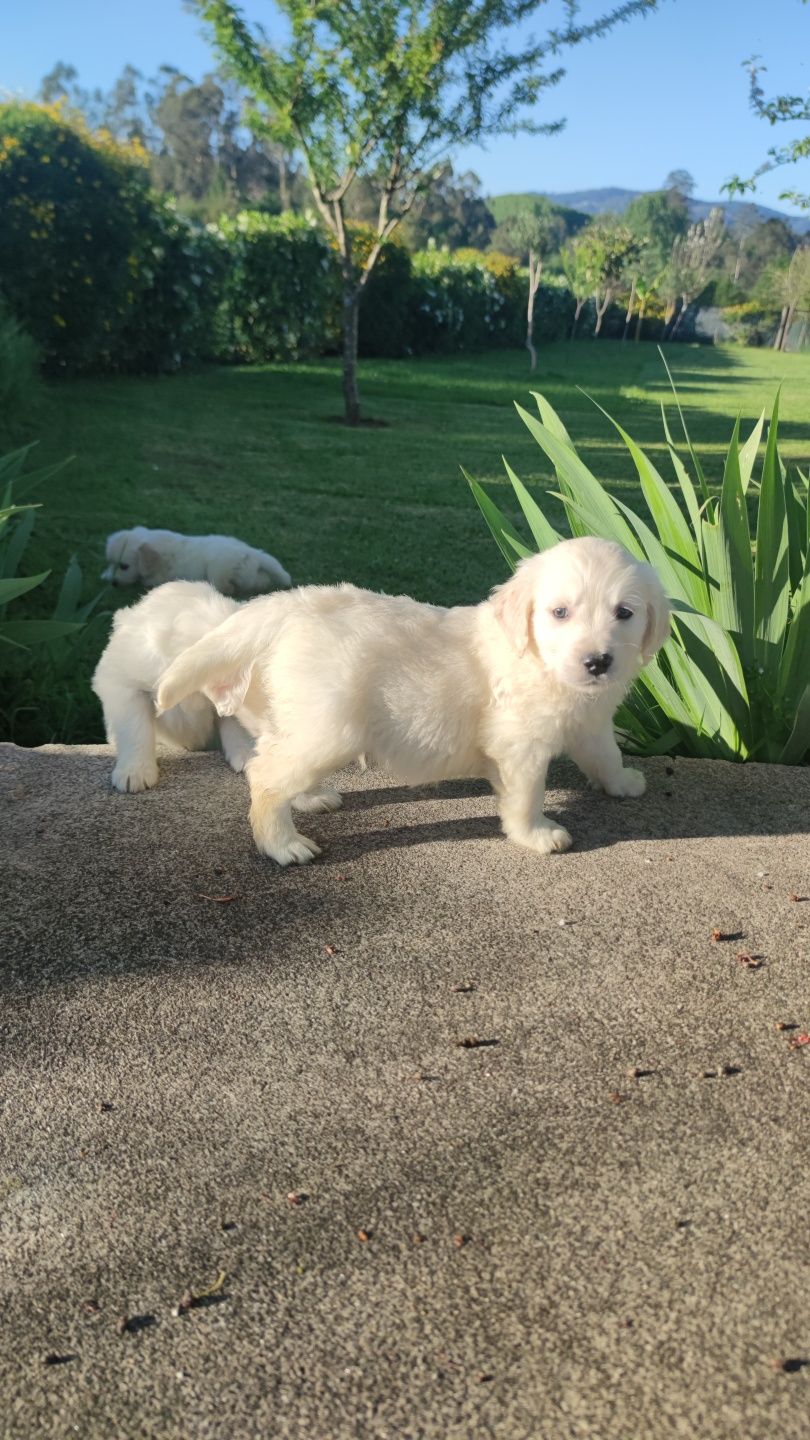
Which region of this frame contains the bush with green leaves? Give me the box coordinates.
[468,366,809,765]
[409,249,525,352]
[0,444,104,745]
[214,211,337,362]
[0,103,225,374]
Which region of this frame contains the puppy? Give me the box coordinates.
[92,581,255,794]
[156,538,670,865]
[102,525,292,596]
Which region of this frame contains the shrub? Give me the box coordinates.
[409,248,524,352]
[467,364,809,765]
[214,211,336,362]
[0,443,105,744]
[0,103,224,374]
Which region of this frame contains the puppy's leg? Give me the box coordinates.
[568,728,645,798]
[218,715,255,774]
[102,685,160,794]
[495,751,572,855]
[292,786,343,814]
[246,738,333,865]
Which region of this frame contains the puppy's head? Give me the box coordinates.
[492,536,669,692]
[102,528,165,587]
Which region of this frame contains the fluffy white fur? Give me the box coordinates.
[155,538,670,866]
[102,525,292,596]
[92,582,255,793]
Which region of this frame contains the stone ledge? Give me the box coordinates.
[2,742,809,1438]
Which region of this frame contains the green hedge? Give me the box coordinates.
[0,106,574,373]
[0,102,223,374]
[213,211,337,362]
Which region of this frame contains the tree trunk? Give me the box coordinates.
[342,281,361,425]
[278,151,289,212]
[669,296,687,339]
[593,287,612,337]
[773,304,789,350]
[634,297,647,342]
[526,252,541,371]
[780,303,797,351]
[571,298,584,340]
[797,316,809,351]
[623,276,637,342]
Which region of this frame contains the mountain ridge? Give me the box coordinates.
[491,186,810,235]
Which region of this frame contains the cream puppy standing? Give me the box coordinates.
[92,582,255,793]
[156,538,670,865]
[102,526,292,596]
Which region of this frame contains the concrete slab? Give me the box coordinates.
[1,742,809,1439]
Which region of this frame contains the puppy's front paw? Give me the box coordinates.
[256,831,322,866]
[513,822,573,855]
[604,767,646,799]
[111,760,159,794]
[293,787,343,814]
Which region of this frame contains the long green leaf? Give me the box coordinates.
[754,395,790,679]
[594,405,709,611]
[0,571,50,606]
[0,508,36,582]
[501,458,561,553]
[778,543,810,709]
[0,619,83,646]
[702,418,755,666]
[463,469,526,573]
[515,404,641,554]
[778,683,810,764]
[738,411,765,494]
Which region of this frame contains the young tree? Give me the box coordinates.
[489,207,565,367]
[664,207,725,339]
[570,219,642,337]
[193,0,662,424]
[560,238,592,339]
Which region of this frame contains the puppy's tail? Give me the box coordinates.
[156,608,264,717]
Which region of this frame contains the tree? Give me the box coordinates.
[568,218,642,337]
[725,10,810,209]
[561,238,592,338]
[193,0,662,424]
[758,246,810,349]
[663,207,725,338]
[664,168,696,199]
[624,188,688,271]
[491,209,565,367]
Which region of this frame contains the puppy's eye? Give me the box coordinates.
[615,605,633,621]
[118,563,130,571]
[551,606,569,621]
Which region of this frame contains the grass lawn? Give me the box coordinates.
[6,339,810,745]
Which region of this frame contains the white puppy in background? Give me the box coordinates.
[156,537,670,865]
[92,582,255,794]
[102,525,292,596]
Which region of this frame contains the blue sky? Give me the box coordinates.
[4,0,810,215]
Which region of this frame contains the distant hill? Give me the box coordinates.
[490,186,810,235]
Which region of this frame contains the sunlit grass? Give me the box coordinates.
[10,339,810,744]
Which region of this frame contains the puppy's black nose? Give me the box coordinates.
[583,652,613,677]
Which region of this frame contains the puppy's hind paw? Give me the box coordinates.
[604,767,645,799]
[293,787,343,814]
[111,760,159,794]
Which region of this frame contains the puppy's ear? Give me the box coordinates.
[492,562,537,658]
[203,667,253,717]
[640,567,671,662]
[136,542,163,579]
